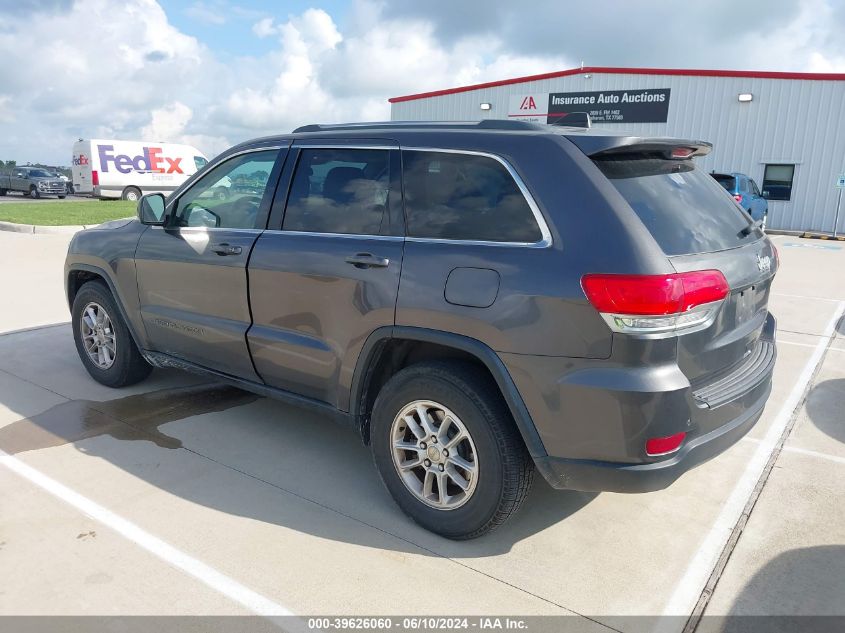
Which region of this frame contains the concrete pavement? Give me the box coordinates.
[0,230,842,631]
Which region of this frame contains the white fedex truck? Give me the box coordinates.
[71,139,209,200]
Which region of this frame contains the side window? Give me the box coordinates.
[194,156,208,170]
[402,150,542,243]
[762,164,795,201]
[174,150,277,229]
[740,178,751,194]
[283,148,391,235]
[750,179,761,196]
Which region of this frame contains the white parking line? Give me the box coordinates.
[659,300,845,623]
[0,448,295,620]
[742,438,845,466]
[772,292,844,303]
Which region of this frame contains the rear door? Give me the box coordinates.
[247,141,404,409]
[594,155,777,386]
[134,145,287,381]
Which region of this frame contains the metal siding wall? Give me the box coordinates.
[392,73,845,233]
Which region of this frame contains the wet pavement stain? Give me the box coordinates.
[0,384,259,455]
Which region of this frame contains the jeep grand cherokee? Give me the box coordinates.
[64,120,777,539]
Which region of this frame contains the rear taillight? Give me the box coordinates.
[733,194,742,203]
[581,270,729,335]
[646,432,686,456]
[91,170,99,186]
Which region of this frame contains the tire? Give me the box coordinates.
[0,188,6,196]
[370,361,534,539]
[71,280,152,388]
[29,186,40,199]
[58,195,66,199]
[122,186,142,202]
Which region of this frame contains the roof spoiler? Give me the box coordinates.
[568,135,712,159]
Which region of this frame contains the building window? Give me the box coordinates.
[762,164,795,201]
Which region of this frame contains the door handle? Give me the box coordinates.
[211,243,243,256]
[345,253,390,269]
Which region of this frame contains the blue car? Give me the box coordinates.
[712,172,769,230]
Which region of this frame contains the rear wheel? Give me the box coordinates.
[122,186,142,202]
[0,188,6,196]
[71,281,152,387]
[370,361,534,539]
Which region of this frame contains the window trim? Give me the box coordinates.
[761,163,795,202]
[400,147,552,248]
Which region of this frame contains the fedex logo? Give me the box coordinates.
[73,154,89,166]
[97,145,183,175]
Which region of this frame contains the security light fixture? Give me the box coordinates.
[479,102,492,111]
[738,93,753,102]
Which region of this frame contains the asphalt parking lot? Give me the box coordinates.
[0,193,89,204]
[0,230,843,631]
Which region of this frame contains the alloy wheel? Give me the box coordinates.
[390,400,479,510]
[80,302,117,369]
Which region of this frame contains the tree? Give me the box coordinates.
[6,160,16,169]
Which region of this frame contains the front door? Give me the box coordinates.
[134,146,287,381]
[247,143,404,409]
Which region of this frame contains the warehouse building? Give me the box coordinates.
[390,67,845,234]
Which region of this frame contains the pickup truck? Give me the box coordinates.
[0,167,68,198]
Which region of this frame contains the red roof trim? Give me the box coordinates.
[388,66,845,103]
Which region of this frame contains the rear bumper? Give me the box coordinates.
[502,312,777,493]
[533,377,770,492]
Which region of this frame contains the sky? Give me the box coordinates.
[1,0,844,166]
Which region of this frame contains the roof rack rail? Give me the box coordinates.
[292,119,544,133]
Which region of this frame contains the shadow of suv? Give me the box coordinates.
[64,120,778,539]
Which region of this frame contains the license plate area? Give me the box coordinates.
[735,286,756,325]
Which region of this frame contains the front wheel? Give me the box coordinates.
[71,281,152,387]
[370,361,534,539]
[29,186,40,199]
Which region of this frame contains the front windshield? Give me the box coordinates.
[29,169,52,178]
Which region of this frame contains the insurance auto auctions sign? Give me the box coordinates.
[509,89,671,124]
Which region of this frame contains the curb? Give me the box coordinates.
[799,231,845,241]
[0,220,98,234]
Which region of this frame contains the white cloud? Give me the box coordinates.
[2,0,844,166]
[252,17,277,38]
[141,102,193,140]
[184,1,226,26]
[0,96,13,124]
[223,5,570,132]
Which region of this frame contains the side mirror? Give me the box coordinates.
[138,193,167,225]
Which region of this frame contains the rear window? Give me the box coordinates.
[711,174,735,192]
[596,158,758,256]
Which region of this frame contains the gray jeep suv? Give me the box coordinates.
[64,121,778,539]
